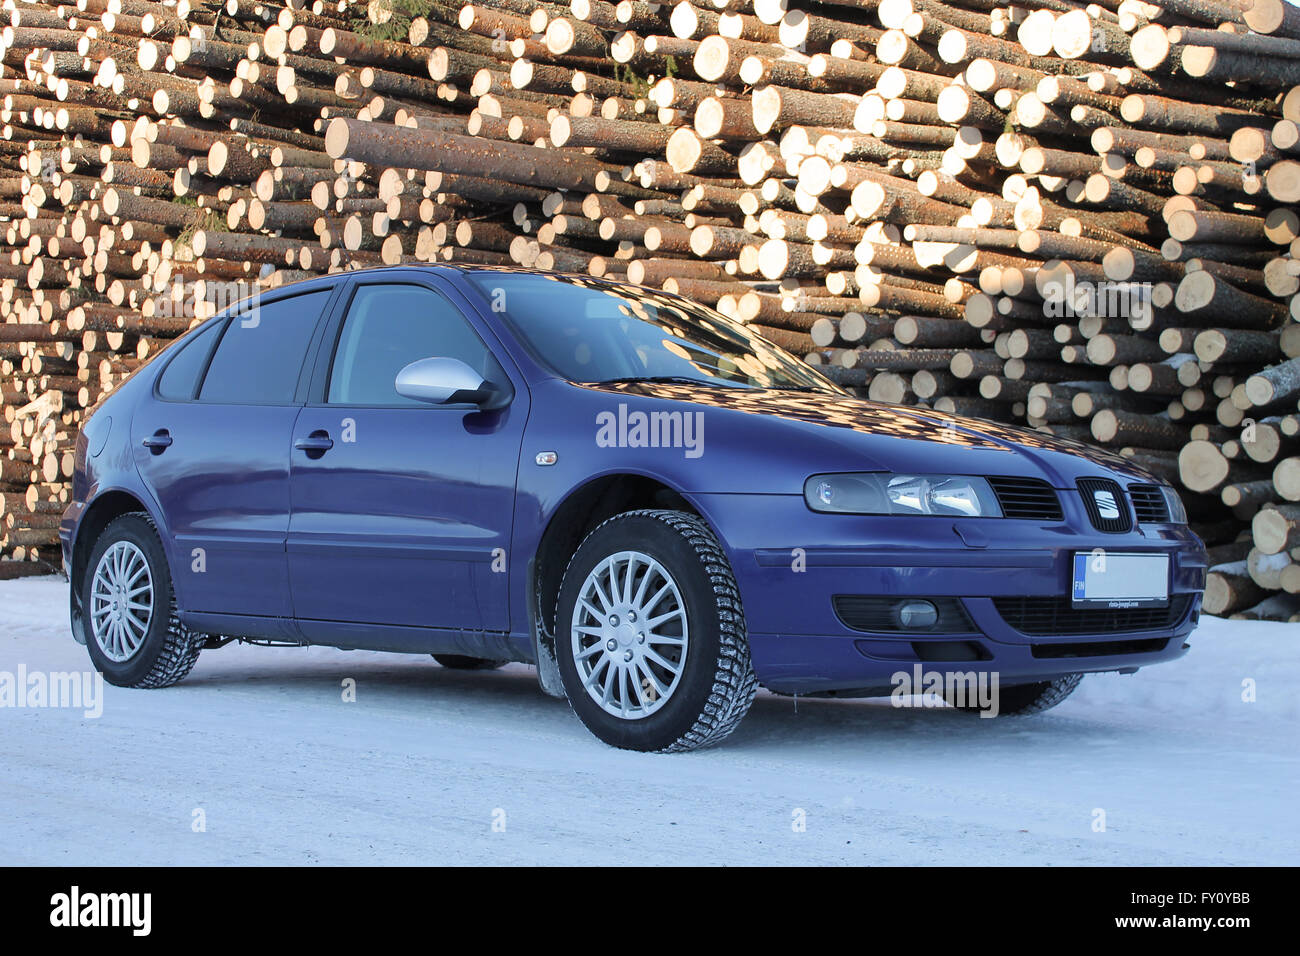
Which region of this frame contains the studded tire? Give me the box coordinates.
[555,509,756,753]
[81,512,203,689]
[950,673,1083,716]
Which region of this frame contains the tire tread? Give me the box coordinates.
[94,513,203,688]
[1002,673,1083,716]
[952,673,1083,716]
[558,509,757,752]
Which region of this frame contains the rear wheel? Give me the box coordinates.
[81,513,202,688]
[432,654,507,670]
[555,510,756,752]
[950,673,1083,716]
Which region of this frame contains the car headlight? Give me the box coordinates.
[1162,485,1188,524]
[804,473,1003,517]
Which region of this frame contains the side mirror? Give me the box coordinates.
[395,357,500,407]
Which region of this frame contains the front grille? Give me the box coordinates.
[987,476,1063,520]
[1077,477,1131,533]
[834,596,975,634]
[993,594,1192,636]
[1128,484,1169,524]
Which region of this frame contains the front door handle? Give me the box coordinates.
[294,430,334,457]
[142,430,172,453]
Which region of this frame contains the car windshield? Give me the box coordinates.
[465,272,842,393]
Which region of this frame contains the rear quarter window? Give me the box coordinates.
[156,319,223,401]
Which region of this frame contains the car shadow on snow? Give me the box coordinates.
[174,650,1117,753]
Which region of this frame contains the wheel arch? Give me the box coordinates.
[528,473,727,687]
[70,489,161,596]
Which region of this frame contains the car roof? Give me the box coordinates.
[270,263,626,289]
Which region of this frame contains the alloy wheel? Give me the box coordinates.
[570,550,689,720]
[89,540,154,663]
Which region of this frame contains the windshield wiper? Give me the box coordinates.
[590,375,752,388]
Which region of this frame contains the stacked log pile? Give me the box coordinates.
[1,0,1299,619]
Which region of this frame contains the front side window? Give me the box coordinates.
[198,289,332,404]
[327,283,501,406]
[465,272,840,393]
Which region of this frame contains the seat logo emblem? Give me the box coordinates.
[1093,490,1119,519]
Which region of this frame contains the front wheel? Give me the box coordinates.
[555,510,756,753]
[81,512,203,688]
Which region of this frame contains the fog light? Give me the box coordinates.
[897,600,939,629]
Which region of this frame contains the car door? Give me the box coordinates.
[286,275,528,642]
[132,284,338,624]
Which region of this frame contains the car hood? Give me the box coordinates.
[579,381,1161,489]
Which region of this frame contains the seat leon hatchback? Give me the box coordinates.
[61,266,1207,751]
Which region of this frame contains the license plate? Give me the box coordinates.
[1071,552,1169,608]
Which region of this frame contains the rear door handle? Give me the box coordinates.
[142,430,172,452]
[294,431,334,456]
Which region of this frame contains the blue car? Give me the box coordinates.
[61,266,1206,751]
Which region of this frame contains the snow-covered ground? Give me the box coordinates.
[1,575,1296,865]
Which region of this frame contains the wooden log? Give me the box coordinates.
[1246,358,1300,407]
[1253,505,1300,555]
[1204,561,1267,616]
[326,119,611,191]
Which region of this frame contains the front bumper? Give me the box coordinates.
[690,492,1206,696]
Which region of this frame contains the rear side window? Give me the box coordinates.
[199,289,331,404]
[327,284,502,406]
[157,320,223,401]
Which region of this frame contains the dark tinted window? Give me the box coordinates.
[327,284,501,406]
[157,319,222,401]
[464,273,837,393]
[199,289,331,404]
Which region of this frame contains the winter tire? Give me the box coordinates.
[555,509,756,752]
[81,512,203,688]
[950,673,1083,716]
